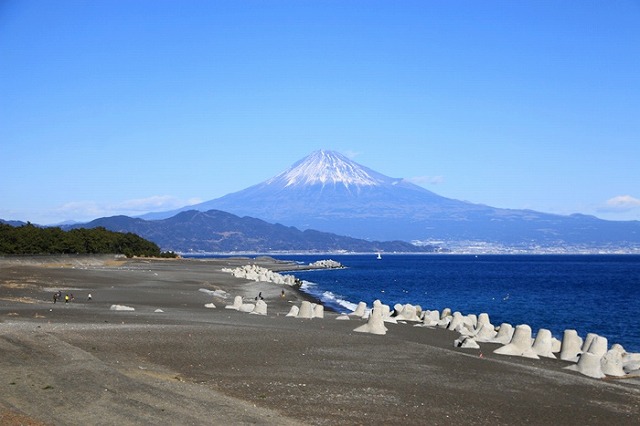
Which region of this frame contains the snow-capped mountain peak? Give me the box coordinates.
[267,150,387,188]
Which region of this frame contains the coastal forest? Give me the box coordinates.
[0,223,176,258]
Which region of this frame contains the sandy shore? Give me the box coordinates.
[1,255,639,425]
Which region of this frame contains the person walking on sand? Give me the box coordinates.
[87,293,92,301]
[65,294,69,303]
[53,293,58,303]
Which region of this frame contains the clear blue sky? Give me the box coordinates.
[2,0,639,225]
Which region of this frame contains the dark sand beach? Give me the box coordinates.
[1,255,639,425]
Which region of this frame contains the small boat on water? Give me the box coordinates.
[376,252,382,260]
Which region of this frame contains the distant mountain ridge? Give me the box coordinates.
[142,150,640,249]
[0,219,27,227]
[67,209,437,253]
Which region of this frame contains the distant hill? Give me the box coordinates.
[67,209,438,253]
[142,150,640,250]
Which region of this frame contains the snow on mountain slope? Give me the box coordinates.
[266,150,394,188]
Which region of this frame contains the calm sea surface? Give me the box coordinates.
[270,254,640,353]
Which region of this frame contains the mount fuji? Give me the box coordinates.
[144,150,640,249]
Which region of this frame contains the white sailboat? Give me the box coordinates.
[376,252,382,260]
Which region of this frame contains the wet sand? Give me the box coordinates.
[1,255,639,425]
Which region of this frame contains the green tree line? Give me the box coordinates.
[0,223,176,258]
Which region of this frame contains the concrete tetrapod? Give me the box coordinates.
[225,295,243,310]
[351,302,367,318]
[465,314,478,330]
[297,301,314,319]
[601,347,626,377]
[447,312,464,331]
[353,307,387,335]
[395,304,421,322]
[437,308,453,329]
[559,329,583,362]
[313,304,324,319]
[454,336,480,349]
[491,323,514,344]
[457,314,478,336]
[380,302,397,324]
[586,335,608,357]
[417,310,440,327]
[476,313,491,329]
[238,303,255,313]
[251,300,267,315]
[110,305,135,311]
[532,329,556,359]
[494,324,539,359]
[565,352,605,379]
[474,323,498,343]
[371,300,395,324]
[581,333,599,354]
[621,347,640,374]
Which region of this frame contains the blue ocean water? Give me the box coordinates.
[274,254,640,353]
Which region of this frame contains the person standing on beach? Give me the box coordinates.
[53,293,58,303]
[65,294,69,303]
[87,293,92,301]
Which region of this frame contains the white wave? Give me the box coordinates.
[299,280,359,313]
[299,280,314,291]
[321,290,359,312]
